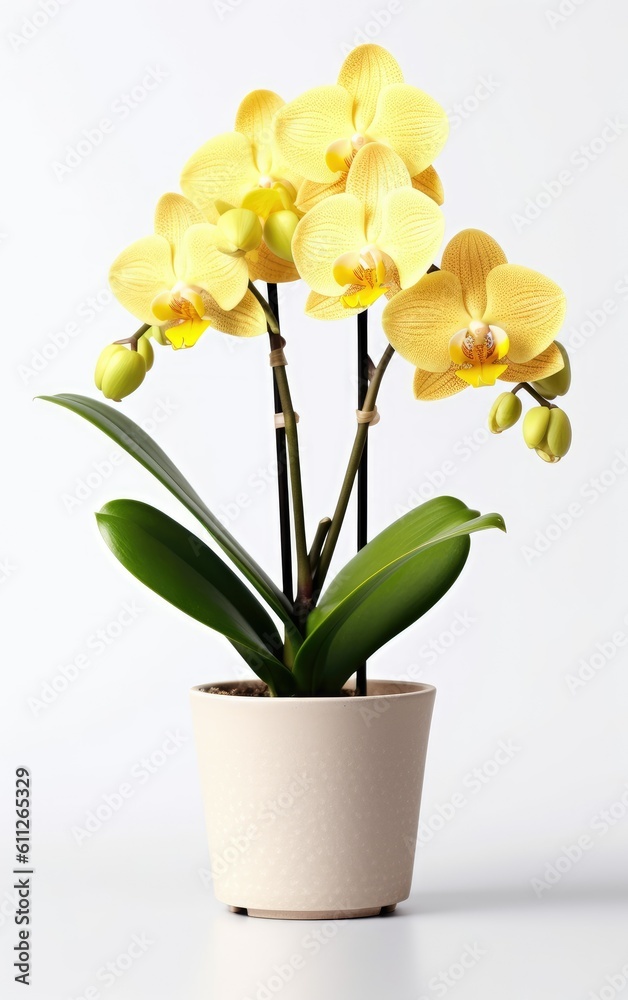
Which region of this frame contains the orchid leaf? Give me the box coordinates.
[96,499,296,697]
[293,497,505,695]
[40,394,300,648]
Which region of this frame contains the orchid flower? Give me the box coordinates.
[273,43,448,213]
[382,229,567,399]
[108,194,266,349]
[181,90,302,279]
[292,142,444,320]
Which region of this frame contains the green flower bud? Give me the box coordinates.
[215,208,262,255]
[523,406,572,463]
[488,392,522,434]
[532,342,571,399]
[137,335,154,371]
[544,408,572,460]
[99,348,146,401]
[149,325,169,346]
[95,343,125,390]
[522,406,551,449]
[263,210,299,262]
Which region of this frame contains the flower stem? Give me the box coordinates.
[513,382,555,407]
[273,362,312,619]
[249,281,313,623]
[314,343,396,595]
[308,517,332,575]
[114,323,150,350]
[248,281,280,336]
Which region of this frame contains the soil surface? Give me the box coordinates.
[198,685,358,698]
[200,684,271,697]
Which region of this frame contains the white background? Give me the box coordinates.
[2,0,628,996]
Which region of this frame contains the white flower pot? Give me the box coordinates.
[190,679,435,920]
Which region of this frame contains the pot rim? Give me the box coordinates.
[190,679,436,702]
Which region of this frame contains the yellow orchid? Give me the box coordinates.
[273,43,448,213]
[382,229,567,399]
[109,193,266,349]
[292,142,444,318]
[180,90,302,281]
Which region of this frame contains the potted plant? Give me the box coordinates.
[42,44,572,920]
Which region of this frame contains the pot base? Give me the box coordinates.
[228,904,397,920]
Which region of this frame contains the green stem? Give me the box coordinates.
[273,362,312,618]
[114,323,150,350]
[513,382,555,408]
[308,517,332,575]
[248,281,313,622]
[248,281,280,335]
[315,344,395,594]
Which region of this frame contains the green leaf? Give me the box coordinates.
[39,394,300,648]
[96,499,297,697]
[293,497,505,695]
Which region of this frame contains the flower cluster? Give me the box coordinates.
[97,43,571,462]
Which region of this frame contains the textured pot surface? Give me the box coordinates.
[190,679,436,919]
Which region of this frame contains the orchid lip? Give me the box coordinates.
[448,323,510,387]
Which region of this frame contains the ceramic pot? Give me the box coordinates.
[190,679,435,919]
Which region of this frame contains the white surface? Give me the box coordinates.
[2,0,627,995]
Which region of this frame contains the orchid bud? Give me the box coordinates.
[149,325,170,346]
[263,210,299,262]
[95,344,126,390]
[137,335,154,371]
[488,392,522,434]
[98,347,146,401]
[215,208,263,255]
[532,342,571,399]
[523,406,572,463]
